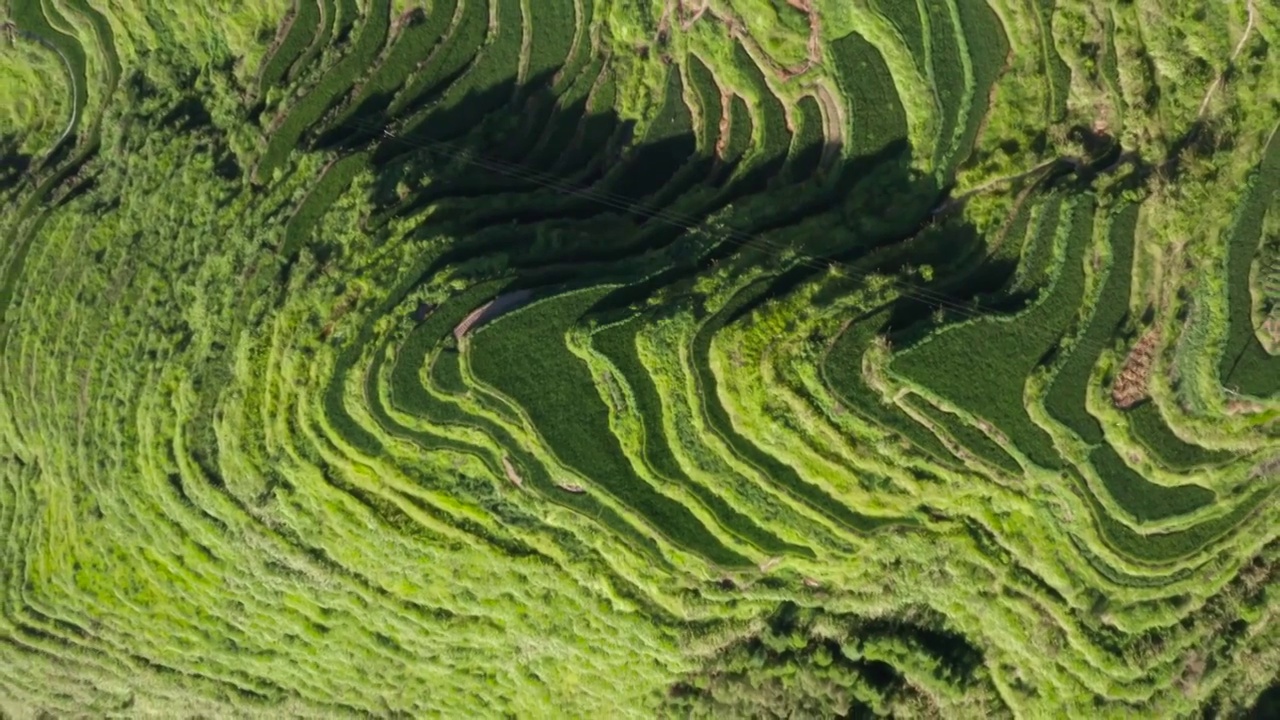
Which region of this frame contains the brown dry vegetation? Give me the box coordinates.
[1112,330,1159,408]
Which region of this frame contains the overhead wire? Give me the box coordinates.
[309,36,1254,404]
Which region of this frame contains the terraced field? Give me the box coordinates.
[1,0,1279,716]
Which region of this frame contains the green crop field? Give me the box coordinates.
[2,0,1280,716]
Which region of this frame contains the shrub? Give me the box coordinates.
[258,0,321,93]
[257,0,392,181]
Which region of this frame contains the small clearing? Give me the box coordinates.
[1113,330,1159,408]
[454,289,535,341]
[502,456,525,487]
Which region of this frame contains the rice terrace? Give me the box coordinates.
[2,0,1280,715]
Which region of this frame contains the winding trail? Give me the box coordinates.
[811,83,845,169]
[933,158,1062,215]
[453,289,534,341]
[1195,0,1257,120]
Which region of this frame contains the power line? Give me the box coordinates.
[355,108,1277,443]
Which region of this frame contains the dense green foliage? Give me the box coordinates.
[892,195,1097,470]
[829,30,908,161]
[2,0,1279,715]
[1221,127,1280,397]
[663,603,990,717]
[1126,402,1235,470]
[470,288,749,565]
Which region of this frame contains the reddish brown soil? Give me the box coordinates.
[714,87,732,158]
[1112,331,1159,408]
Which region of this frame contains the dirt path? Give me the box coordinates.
[502,456,524,487]
[453,289,534,341]
[515,0,533,87]
[679,0,709,31]
[934,158,1063,215]
[714,86,732,158]
[778,0,822,80]
[811,82,845,170]
[708,5,813,83]
[654,0,674,45]
[553,0,588,88]
[1195,0,1257,120]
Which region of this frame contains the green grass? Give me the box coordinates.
[1125,403,1235,471]
[1009,193,1066,295]
[823,311,966,471]
[258,0,322,93]
[608,67,697,206]
[279,152,368,257]
[390,0,490,116]
[1220,126,1280,397]
[382,282,673,564]
[786,94,824,181]
[893,196,1096,470]
[320,0,459,137]
[922,0,966,169]
[1087,446,1214,522]
[470,287,750,566]
[431,347,469,395]
[1044,203,1138,444]
[869,0,926,73]
[387,281,510,427]
[524,0,576,84]
[697,283,915,534]
[63,0,121,88]
[404,0,523,141]
[290,0,336,85]
[6,2,1280,715]
[1097,9,1123,105]
[828,30,908,160]
[1091,486,1274,564]
[727,41,789,183]
[550,0,594,95]
[591,315,813,558]
[521,53,604,170]
[686,55,722,154]
[256,0,392,181]
[9,0,89,143]
[903,396,1021,474]
[1031,0,1071,121]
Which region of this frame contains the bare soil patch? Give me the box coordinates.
[1112,330,1159,408]
[502,456,524,488]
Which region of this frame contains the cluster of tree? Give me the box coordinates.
[660,602,985,718]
